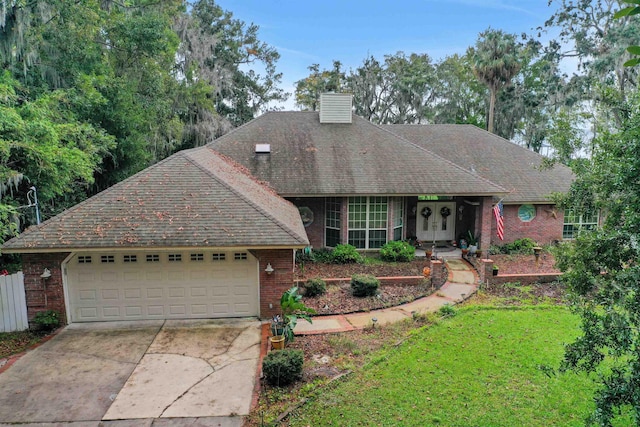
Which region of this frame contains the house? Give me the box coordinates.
[1,147,308,324]
[209,93,574,253]
[2,93,574,325]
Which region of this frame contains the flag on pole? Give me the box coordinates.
[493,202,504,241]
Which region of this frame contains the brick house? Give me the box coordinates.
[2,93,574,326]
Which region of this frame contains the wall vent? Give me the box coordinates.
[319,93,353,124]
[255,143,271,154]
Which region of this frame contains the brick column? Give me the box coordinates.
[479,196,493,251]
[430,259,446,288]
[253,249,296,320]
[479,258,494,285]
[22,252,71,325]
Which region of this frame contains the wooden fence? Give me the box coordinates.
[0,272,28,332]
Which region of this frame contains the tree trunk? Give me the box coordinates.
[488,88,496,134]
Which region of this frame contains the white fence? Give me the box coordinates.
[0,272,28,332]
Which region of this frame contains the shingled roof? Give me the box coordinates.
[2,147,309,252]
[386,124,573,203]
[208,112,506,197]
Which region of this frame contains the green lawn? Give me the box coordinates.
[288,307,629,426]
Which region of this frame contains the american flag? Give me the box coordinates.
[493,202,504,241]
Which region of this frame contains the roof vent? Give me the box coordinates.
[319,93,352,124]
[255,143,271,154]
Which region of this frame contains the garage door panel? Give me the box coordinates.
[67,251,259,322]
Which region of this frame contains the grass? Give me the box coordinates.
[287,306,631,426]
[0,330,44,359]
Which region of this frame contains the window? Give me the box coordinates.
[168,254,182,262]
[392,197,404,241]
[123,255,137,263]
[348,196,388,249]
[212,253,226,261]
[234,252,248,260]
[518,204,536,222]
[563,208,599,239]
[78,256,92,264]
[325,198,341,247]
[101,255,115,263]
[190,253,204,261]
[146,254,160,262]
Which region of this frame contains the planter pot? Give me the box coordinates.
[270,335,285,350]
[475,250,483,258]
[461,249,469,256]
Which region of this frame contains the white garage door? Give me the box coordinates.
[65,250,259,322]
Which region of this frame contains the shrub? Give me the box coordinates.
[504,238,538,254]
[330,244,362,264]
[304,278,327,297]
[351,274,380,297]
[32,310,60,332]
[262,349,304,386]
[312,247,333,263]
[438,304,457,317]
[380,240,415,262]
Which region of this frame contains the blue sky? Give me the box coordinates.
[215,0,562,109]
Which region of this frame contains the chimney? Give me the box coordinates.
[319,93,353,124]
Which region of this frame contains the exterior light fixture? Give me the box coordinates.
[40,268,51,279]
[265,263,274,275]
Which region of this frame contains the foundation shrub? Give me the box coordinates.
[262,349,304,386]
[304,278,327,297]
[380,240,415,262]
[330,244,362,264]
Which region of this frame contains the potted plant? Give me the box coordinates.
[466,231,479,255]
[492,265,499,276]
[280,286,315,343]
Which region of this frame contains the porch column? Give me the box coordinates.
[478,197,493,251]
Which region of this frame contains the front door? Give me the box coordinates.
[416,202,455,243]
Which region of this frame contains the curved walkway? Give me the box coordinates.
[295,258,478,335]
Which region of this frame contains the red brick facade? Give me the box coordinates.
[22,252,70,324]
[252,248,297,320]
[493,204,564,246]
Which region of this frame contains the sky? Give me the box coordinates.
[214,0,564,109]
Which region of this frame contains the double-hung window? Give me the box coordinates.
[348,196,388,249]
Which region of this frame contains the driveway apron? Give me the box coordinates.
[0,319,261,425]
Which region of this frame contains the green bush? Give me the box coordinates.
[438,304,457,317]
[32,310,60,332]
[351,274,380,297]
[262,349,304,386]
[491,238,539,255]
[330,244,362,264]
[380,240,415,262]
[312,247,333,263]
[304,278,327,297]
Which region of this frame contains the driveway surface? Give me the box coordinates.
[0,319,261,426]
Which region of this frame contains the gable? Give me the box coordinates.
[2,147,308,252]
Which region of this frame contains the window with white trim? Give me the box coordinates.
[325,198,341,247]
[168,254,182,262]
[146,254,160,262]
[392,197,404,241]
[190,253,204,261]
[123,255,137,263]
[234,252,248,260]
[348,196,388,249]
[563,208,599,239]
[78,256,92,264]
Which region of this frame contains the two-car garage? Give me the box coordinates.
[65,250,260,322]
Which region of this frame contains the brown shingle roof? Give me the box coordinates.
[2,147,309,252]
[208,112,506,197]
[385,124,573,203]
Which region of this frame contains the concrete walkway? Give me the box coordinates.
[295,258,478,335]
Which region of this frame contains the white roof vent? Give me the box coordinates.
[320,93,352,124]
[255,143,271,154]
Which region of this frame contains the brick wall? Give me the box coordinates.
[252,249,296,320]
[493,204,564,246]
[289,198,324,248]
[22,252,70,325]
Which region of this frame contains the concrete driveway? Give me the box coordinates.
[0,319,261,426]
